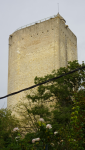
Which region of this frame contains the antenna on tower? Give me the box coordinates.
[57,3,59,13]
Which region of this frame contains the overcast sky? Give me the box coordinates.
[0,0,85,109]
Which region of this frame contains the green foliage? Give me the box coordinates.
[0,108,20,149]
[33,60,85,106]
[26,60,85,129]
[51,105,72,131]
[27,104,51,118]
[25,60,85,149]
[1,60,85,149]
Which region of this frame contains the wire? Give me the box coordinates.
[0,66,85,100]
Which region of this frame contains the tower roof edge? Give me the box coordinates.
[56,13,66,23]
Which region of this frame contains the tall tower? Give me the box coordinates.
[7,13,77,114]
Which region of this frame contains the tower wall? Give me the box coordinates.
[59,18,77,67]
[7,14,77,116]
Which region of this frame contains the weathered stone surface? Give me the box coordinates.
[7,13,77,118]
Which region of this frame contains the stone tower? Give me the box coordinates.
[7,13,77,113]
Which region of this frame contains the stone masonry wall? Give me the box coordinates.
[7,14,77,118]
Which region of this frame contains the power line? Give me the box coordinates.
[0,65,85,100]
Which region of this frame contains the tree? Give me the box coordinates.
[16,60,85,133]
[8,60,85,149]
[0,108,20,148]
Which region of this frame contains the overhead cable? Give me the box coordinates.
[0,65,85,100]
